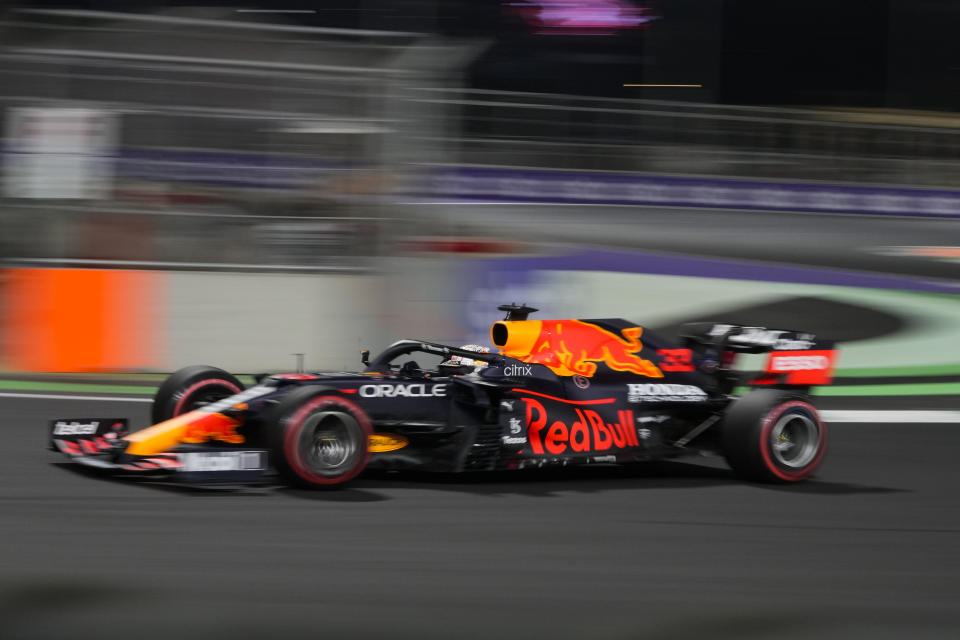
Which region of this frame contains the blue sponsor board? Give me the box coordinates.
[466,248,960,294]
[9,142,960,216]
[417,166,960,219]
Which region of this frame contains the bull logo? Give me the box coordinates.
[182,413,244,444]
[494,320,664,378]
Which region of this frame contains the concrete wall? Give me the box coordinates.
[162,272,388,372]
[0,268,391,373]
[2,255,957,374]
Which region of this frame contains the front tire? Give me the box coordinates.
[721,389,827,483]
[269,387,372,488]
[152,365,245,424]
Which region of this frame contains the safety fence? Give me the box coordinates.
[4,7,960,279]
[409,88,960,188]
[0,202,387,273]
[0,8,439,270]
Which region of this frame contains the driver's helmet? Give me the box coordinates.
[442,344,491,370]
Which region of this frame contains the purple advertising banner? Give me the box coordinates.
[10,142,960,218]
[416,166,960,219]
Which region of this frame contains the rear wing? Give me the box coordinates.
[680,323,838,386]
[752,349,838,386]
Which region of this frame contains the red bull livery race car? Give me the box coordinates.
[49,304,838,487]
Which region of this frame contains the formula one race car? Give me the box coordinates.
[49,304,838,487]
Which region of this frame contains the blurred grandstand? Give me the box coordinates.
[3,4,960,270]
[0,7,449,270]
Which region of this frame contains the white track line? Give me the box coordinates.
[822,410,960,424]
[0,392,152,403]
[1,393,956,422]
[399,201,960,220]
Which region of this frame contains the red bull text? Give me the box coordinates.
[523,397,638,455]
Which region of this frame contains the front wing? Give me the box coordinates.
[51,418,268,484]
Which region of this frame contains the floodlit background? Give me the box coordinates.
[1,1,958,373]
[1,1,959,373]
[0,2,958,640]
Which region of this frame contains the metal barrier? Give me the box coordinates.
[0,8,439,270]
[409,88,960,186]
[4,7,960,273]
[0,201,385,273]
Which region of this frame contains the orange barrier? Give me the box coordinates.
[0,268,159,372]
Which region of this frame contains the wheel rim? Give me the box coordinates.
[296,410,363,477]
[770,412,820,469]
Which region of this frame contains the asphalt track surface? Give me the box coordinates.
[416,203,960,283]
[3,395,958,640]
[4,204,958,639]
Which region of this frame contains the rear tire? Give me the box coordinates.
[721,389,827,483]
[268,387,372,488]
[151,365,245,424]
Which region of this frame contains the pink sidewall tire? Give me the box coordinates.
[721,389,828,483]
[152,365,244,424]
[269,387,372,488]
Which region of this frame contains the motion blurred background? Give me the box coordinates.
[1,4,959,640]
[1,0,958,374]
